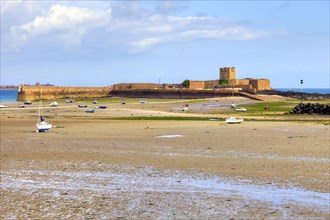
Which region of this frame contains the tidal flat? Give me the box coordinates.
[1,97,329,219]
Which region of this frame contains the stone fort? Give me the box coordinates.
[17,67,271,101]
[189,67,271,93]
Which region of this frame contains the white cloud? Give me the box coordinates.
[9,4,111,47]
[131,37,163,48]
[3,2,282,52]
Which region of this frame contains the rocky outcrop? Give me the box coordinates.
[259,90,330,100]
[290,103,330,115]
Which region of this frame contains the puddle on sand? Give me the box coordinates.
[156,135,185,138]
[1,167,329,213]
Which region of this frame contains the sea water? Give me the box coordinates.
[276,88,329,94]
[0,90,18,103]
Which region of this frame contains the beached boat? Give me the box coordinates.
[85,109,95,113]
[36,116,52,132]
[93,100,98,104]
[65,99,74,103]
[24,101,32,105]
[49,101,58,107]
[230,103,237,109]
[0,104,8,108]
[235,107,247,112]
[225,117,243,124]
[36,93,52,132]
[99,105,107,109]
[78,104,88,108]
[140,99,146,104]
[182,106,189,111]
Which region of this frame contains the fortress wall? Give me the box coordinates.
[17,85,112,101]
[204,80,219,89]
[111,89,238,99]
[189,81,205,89]
[249,79,271,91]
[233,79,250,86]
[113,83,162,90]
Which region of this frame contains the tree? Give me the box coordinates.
[219,80,228,86]
[181,80,190,88]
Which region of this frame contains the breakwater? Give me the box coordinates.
[17,86,264,101]
[110,89,250,99]
[17,85,112,101]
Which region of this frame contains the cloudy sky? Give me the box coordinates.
[1,1,329,88]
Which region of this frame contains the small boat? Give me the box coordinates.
[36,91,52,133]
[49,101,58,107]
[65,99,74,103]
[121,100,126,104]
[36,116,52,132]
[18,104,25,108]
[235,107,247,112]
[85,109,95,113]
[230,103,237,109]
[182,106,189,111]
[24,101,32,105]
[225,117,243,124]
[99,105,107,109]
[0,104,8,108]
[78,104,88,108]
[93,100,98,104]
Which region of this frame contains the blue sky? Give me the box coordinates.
[1,0,329,88]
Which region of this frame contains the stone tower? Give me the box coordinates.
[220,67,236,80]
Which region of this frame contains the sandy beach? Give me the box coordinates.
[1,97,329,219]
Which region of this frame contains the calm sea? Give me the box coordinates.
[0,90,18,102]
[276,88,329,94]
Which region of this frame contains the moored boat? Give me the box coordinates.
[85,109,95,113]
[225,117,244,124]
[36,116,52,132]
[235,107,247,112]
[49,101,58,107]
[78,104,88,108]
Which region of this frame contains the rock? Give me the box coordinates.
[290,103,330,115]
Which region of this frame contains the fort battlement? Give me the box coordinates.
[17,85,113,101]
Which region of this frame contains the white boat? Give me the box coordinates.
[235,107,247,112]
[49,101,58,107]
[0,104,8,108]
[140,99,146,104]
[182,106,189,111]
[36,94,52,132]
[225,117,243,124]
[36,116,52,132]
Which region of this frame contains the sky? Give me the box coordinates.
[1,0,329,88]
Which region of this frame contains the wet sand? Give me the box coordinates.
[1,98,329,219]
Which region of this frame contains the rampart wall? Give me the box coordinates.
[17,85,113,101]
[110,89,239,99]
[189,81,205,90]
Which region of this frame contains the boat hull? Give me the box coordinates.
[225,117,244,124]
[36,122,52,132]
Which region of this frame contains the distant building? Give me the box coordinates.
[188,67,271,93]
